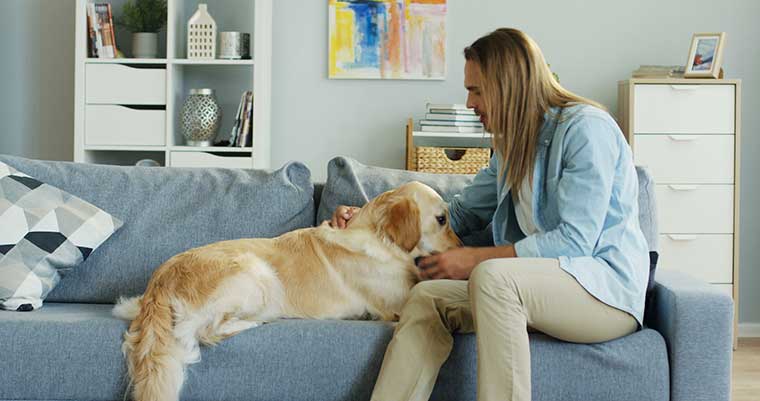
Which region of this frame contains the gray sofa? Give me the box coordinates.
[0,154,733,401]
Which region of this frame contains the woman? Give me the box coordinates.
[331,28,649,401]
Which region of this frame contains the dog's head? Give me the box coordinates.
[354,181,461,257]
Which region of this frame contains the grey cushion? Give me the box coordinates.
[317,156,493,246]
[318,157,659,251]
[0,161,123,311]
[0,155,315,304]
[0,303,669,401]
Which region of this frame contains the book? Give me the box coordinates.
[426,103,470,111]
[86,4,98,57]
[91,4,118,58]
[631,65,685,78]
[420,125,485,133]
[86,4,101,57]
[229,91,247,146]
[425,113,481,122]
[420,119,484,127]
[236,92,253,147]
[428,108,477,115]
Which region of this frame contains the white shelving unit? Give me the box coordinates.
[74,0,272,169]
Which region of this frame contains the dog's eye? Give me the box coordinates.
[436,215,447,226]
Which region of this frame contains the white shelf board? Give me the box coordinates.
[84,145,166,151]
[413,131,492,138]
[86,58,168,64]
[171,59,254,66]
[170,146,254,153]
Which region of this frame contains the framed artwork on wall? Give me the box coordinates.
[328,0,447,80]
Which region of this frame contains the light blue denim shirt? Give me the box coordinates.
[449,104,650,325]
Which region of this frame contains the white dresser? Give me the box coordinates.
[618,78,741,343]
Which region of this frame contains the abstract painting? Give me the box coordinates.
[329,0,446,80]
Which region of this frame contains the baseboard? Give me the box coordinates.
[738,323,760,338]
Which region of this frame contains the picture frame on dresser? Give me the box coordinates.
[684,32,726,79]
[617,78,741,348]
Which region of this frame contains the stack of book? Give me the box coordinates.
[419,104,484,133]
[87,3,117,58]
[229,91,253,148]
[631,65,685,78]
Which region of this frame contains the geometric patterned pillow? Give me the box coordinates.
[0,161,123,311]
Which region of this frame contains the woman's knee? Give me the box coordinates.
[468,259,520,300]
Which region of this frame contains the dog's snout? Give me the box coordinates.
[414,256,424,267]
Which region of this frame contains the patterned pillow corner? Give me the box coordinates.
[0,161,123,311]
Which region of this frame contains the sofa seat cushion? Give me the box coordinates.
[0,155,315,304]
[0,303,668,401]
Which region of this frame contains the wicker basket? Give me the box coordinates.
[415,146,490,174]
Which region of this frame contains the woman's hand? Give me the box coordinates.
[330,205,361,229]
[417,245,517,280]
[417,247,485,280]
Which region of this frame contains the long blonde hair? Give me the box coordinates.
[464,28,605,200]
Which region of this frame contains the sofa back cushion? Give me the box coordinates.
[317,157,492,246]
[0,155,314,303]
[317,156,659,252]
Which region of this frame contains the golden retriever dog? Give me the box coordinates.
[112,181,460,401]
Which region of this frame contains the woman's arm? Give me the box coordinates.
[448,153,500,237]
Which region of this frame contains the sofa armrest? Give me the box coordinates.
[647,270,733,401]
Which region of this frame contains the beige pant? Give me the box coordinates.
[370,258,638,401]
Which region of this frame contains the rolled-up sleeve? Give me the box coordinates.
[514,117,619,258]
[448,154,499,238]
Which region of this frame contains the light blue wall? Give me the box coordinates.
[0,0,75,161]
[0,0,758,324]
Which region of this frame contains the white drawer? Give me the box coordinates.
[86,64,166,105]
[659,234,733,283]
[85,105,165,146]
[656,184,733,234]
[170,151,252,169]
[711,284,733,298]
[633,84,734,134]
[633,134,734,184]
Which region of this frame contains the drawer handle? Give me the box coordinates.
[120,105,166,110]
[668,234,698,241]
[668,135,698,142]
[670,85,701,91]
[668,185,698,191]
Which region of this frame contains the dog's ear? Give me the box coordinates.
[381,197,421,252]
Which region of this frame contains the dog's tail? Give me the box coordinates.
[122,285,186,401]
[112,295,143,321]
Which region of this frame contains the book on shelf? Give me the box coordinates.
[235,92,253,148]
[87,3,117,58]
[631,64,685,78]
[229,91,247,146]
[420,119,484,127]
[420,125,485,133]
[428,108,477,115]
[424,113,480,122]
[426,103,470,111]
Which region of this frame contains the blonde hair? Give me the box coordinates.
[464,28,605,200]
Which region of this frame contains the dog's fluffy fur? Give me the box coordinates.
[112,181,460,401]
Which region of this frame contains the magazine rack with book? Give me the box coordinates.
[74,0,272,169]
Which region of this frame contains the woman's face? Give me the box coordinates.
[464,59,488,130]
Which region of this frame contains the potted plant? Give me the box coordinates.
[117,0,167,58]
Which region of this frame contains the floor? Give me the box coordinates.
[733,338,760,401]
